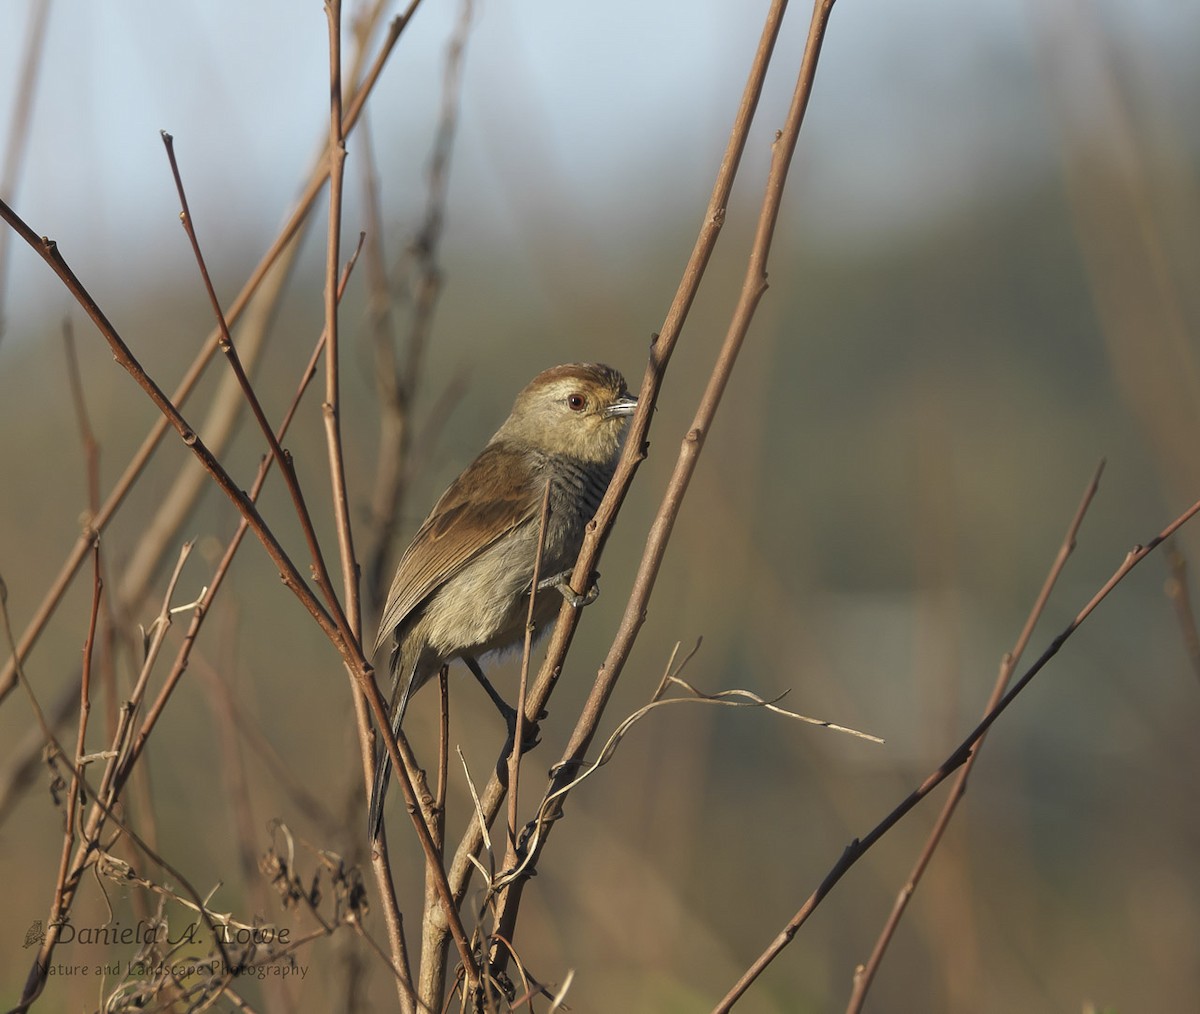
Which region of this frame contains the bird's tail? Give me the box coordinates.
[368,653,418,841]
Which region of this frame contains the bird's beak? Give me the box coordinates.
[604,393,638,419]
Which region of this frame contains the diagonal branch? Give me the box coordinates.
[845,460,1104,1012]
[160,131,354,645]
[486,0,835,980]
[425,0,796,995]
[0,197,343,649]
[714,474,1200,1012]
[0,0,424,707]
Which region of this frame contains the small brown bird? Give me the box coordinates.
[369,362,636,840]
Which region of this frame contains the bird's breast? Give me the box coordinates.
[417,455,613,660]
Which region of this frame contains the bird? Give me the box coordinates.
[368,362,637,840]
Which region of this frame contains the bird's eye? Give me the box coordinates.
[567,393,587,412]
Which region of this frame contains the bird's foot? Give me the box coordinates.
[537,569,599,608]
[504,716,542,755]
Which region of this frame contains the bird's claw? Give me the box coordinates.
[517,723,541,753]
[537,569,599,608]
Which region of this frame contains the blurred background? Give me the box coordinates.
[2,0,1199,1010]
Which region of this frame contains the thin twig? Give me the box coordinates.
[0,0,423,707]
[161,130,355,647]
[61,540,103,881]
[362,0,470,615]
[437,664,450,844]
[0,198,349,669]
[495,650,854,894]
[0,0,49,342]
[115,3,400,621]
[12,253,368,1011]
[714,476,1200,1012]
[488,0,828,972]
[664,677,883,743]
[328,7,418,1001]
[434,0,794,992]
[97,544,196,811]
[846,460,1104,1012]
[322,0,361,639]
[9,550,234,1010]
[504,479,553,858]
[62,318,102,518]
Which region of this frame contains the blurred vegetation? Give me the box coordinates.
[2,2,1199,1012]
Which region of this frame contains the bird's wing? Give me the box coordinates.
[372,441,539,655]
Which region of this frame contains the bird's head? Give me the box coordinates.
[498,362,637,465]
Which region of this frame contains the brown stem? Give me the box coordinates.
[361,0,469,617]
[845,462,1104,1012]
[322,0,361,638]
[50,541,102,965]
[0,0,49,344]
[0,204,345,648]
[427,0,795,993]
[0,0,422,707]
[10,545,221,1010]
[714,479,1200,1012]
[504,480,553,857]
[160,131,355,646]
[488,0,830,975]
[61,319,101,518]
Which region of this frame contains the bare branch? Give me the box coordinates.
[504,480,553,856]
[160,131,354,644]
[846,460,1104,1012]
[0,0,49,342]
[483,0,830,978]
[433,1,795,992]
[715,472,1200,1012]
[0,0,422,706]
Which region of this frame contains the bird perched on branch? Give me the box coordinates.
[369,362,637,841]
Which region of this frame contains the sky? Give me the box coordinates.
[0,0,1196,340]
